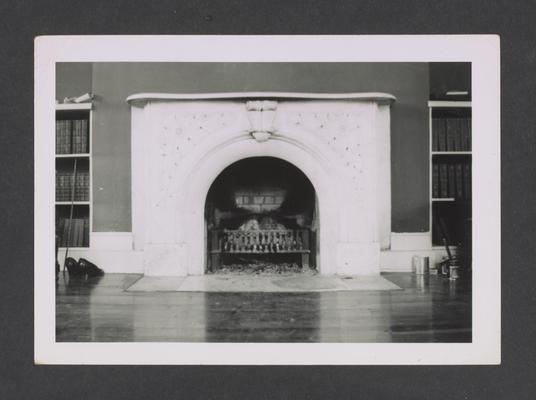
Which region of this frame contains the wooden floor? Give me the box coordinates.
[56,272,471,342]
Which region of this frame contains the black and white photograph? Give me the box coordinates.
[34,36,500,364]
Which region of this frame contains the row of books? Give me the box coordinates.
[432,118,471,152]
[56,171,90,201]
[432,162,471,199]
[56,119,89,154]
[57,216,89,247]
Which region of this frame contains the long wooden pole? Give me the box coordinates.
[63,158,78,270]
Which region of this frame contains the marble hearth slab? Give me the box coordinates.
[126,274,401,292]
[126,276,186,292]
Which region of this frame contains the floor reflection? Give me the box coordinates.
[386,273,472,342]
[56,272,136,342]
[318,291,394,342]
[203,292,321,342]
[55,273,472,342]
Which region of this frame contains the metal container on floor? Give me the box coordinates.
[449,264,460,280]
[413,255,430,275]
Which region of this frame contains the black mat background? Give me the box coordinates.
[1,1,533,399]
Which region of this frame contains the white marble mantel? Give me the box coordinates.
[127,92,395,276]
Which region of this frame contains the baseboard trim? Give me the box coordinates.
[390,232,431,251]
[58,230,451,274]
[380,247,455,272]
[57,248,143,273]
[90,232,133,250]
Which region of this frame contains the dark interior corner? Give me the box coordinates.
[429,62,471,101]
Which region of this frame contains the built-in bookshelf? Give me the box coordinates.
[55,103,92,248]
[429,101,472,247]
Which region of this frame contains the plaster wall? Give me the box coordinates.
[56,62,429,233]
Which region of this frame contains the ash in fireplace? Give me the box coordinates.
[211,261,317,276]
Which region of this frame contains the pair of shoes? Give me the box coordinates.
[79,258,105,277]
[64,257,104,277]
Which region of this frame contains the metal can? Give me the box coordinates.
[449,265,460,280]
[413,255,430,275]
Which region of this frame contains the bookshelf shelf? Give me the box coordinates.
[429,101,472,247]
[55,104,92,248]
[55,153,91,158]
[432,151,471,155]
[56,103,92,110]
[428,101,471,108]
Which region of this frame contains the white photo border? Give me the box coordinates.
[34,35,500,365]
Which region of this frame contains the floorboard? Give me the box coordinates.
[55,272,472,342]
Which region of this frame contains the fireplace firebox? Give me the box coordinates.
[205,157,317,272]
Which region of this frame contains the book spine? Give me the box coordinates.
[59,172,64,201]
[81,119,88,153]
[74,172,79,200]
[460,118,466,151]
[77,219,83,247]
[57,173,63,201]
[81,171,88,201]
[66,172,71,201]
[62,173,68,201]
[57,121,63,154]
[78,219,84,247]
[84,171,89,201]
[58,217,63,246]
[72,219,78,247]
[79,172,83,201]
[57,218,63,245]
[55,120,61,154]
[432,119,439,151]
[76,172,81,201]
[454,118,462,151]
[79,171,84,201]
[55,171,60,201]
[455,163,463,199]
[72,120,78,153]
[437,118,447,151]
[66,120,73,154]
[432,164,439,198]
[448,163,456,197]
[78,120,83,153]
[57,173,61,201]
[446,118,456,151]
[57,121,62,154]
[77,120,83,153]
[464,118,472,151]
[66,172,70,201]
[83,216,89,247]
[60,120,65,154]
[80,218,84,247]
[62,217,70,247]
[69,219,75,247]
[463,162,472,199]
[439,163,448,198]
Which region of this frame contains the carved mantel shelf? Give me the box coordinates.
[126,92,396,107]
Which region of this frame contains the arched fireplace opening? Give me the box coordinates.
[205,157,318,274]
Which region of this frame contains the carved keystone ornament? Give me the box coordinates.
[245,100,278,142]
